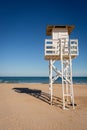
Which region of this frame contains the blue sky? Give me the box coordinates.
[0,0,87,77]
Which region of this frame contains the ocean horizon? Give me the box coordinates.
[0,76,87,84]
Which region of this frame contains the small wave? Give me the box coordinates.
[0,80,3,83]
[4,81,9,83]
[74,82,87,85]
[18,82,43,84]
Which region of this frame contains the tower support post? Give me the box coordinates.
[49,60,53,105]
[69,55,75,109]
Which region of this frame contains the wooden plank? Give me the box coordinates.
[45,55,77,60]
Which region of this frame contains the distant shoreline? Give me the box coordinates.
[0,76,87,84]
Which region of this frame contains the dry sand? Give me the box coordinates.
[0,83,87,130]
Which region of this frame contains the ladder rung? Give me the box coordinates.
[64,94,71,96]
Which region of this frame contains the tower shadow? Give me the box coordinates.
[12,87,63,108]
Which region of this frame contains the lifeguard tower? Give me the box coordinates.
[44,25,78,109]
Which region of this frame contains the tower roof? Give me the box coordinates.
[46,25,75,36]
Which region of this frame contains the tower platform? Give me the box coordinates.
[45,55,77,60]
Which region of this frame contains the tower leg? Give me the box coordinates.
[49,60,53,105]
[61,60,66,109]
[69,56,75,109]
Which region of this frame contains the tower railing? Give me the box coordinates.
[45,39,78,59]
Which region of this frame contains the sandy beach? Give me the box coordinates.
[0,83,87,130]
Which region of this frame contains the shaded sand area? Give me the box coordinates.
[0,83,87,130]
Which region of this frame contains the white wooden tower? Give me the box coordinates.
[44,25,78,109]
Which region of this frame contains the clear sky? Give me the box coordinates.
[0,0,87,77]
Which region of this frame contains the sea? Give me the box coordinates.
[0,77,87,84]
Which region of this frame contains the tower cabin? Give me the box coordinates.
[45,25,78,60]
[44,25,78,110]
